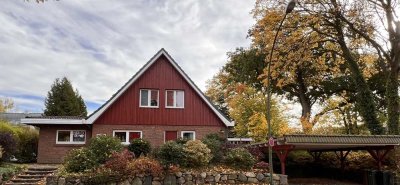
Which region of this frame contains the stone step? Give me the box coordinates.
[5,183,38,185]
[10,178,41,183]
[27,167,58,171]
[17,174,46,179]
[24,170,54,175]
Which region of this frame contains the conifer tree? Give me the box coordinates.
[44,77,87,117]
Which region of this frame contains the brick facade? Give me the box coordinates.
[37,125,92,163]
[92,124,226,147]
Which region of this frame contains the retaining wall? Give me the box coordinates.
[46,171,288,185]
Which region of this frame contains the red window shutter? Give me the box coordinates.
[165,131,177,141]
[129,132,141,142]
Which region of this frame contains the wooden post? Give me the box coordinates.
[334,150,350,171]
[367,146,394,171]
[273,145,295,175]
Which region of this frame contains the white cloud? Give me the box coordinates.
[0,0,255,113]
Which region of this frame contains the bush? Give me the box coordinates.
[88,135,123,164]
[0,121,39,163]
[14,128,38,163]
[63,148,97,173]
[128,156,163,177]
[157,141,186,166]
[104,149,134,177]
[0,132,16,160]
[175,137,189,145]
[201,133,225,163]
[183,140,212,167]
[82,167,119,185]
[225,148,255,170]
[128,138,151,157]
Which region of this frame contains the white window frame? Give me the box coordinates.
[112,130,142,145]
[165,90,184,108]
[181,131,196,140]
[164,130,178,143]
[139,89,159,108]
[56,130,86,144]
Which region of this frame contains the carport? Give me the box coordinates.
[249,135,400,175]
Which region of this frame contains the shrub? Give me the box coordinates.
[183,140,212,167]
[157,141,186,166]
[104,149,134,177]
[201,133,225,163]
[88,135,123,164]
[128,156,163,177]
[15,128,39,163]
[128,138,151,157]
[82,167,119,185]
[63,148,97,173]
[0,132,16,160]
[225,148,255,170]
[175,137,189,145]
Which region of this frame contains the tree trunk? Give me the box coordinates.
[386,21,400,134]
[330,3,384,134]
[296,69,313,133]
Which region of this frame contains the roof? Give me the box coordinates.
[282,134,400,145]
[26,48,231,127]
[248,134,400,152]
[86,48,233,127]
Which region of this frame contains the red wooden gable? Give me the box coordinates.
[92,54,227,127]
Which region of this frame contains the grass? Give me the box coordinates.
[0,162,27,181]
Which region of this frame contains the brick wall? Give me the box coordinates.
[92,124,226,147]
[36,124,226,163]
[37,125,92,164]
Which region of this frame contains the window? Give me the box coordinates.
[166,90,184,108]
[181,131,195,140]
[113,130,142,145]
[140,89,159,108]
[56,130,86,144]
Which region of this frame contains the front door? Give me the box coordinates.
[165,131,177,142]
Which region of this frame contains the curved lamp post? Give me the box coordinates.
[267,1,296,184]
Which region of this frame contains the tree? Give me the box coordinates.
[0,98,14,113]
[44,77,87,117]
[250,0,392,134]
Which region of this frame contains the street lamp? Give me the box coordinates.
[266,1,296,184]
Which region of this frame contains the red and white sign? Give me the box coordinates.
[268,137,275,146]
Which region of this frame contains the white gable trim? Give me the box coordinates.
[87,49,233,127]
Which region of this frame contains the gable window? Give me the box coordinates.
[140,89,159,108]
[56,130,86,144]
[166,90,184,108]
[113,130,142,145]
[181,131,195,140]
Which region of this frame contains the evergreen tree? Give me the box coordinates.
[44,77,87,117]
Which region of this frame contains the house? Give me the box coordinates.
[22,49,234,163]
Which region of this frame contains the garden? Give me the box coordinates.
[54,134,286,185]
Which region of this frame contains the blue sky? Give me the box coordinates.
[0,0,255,114]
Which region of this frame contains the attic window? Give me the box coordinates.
[166,90,184,108]
[140,89,159,108]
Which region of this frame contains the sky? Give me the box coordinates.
[0,0,255,114]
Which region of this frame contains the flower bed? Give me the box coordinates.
[46,171,288,185]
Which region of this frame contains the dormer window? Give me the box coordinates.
[166,90,184,108]
[140,89,159,108]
